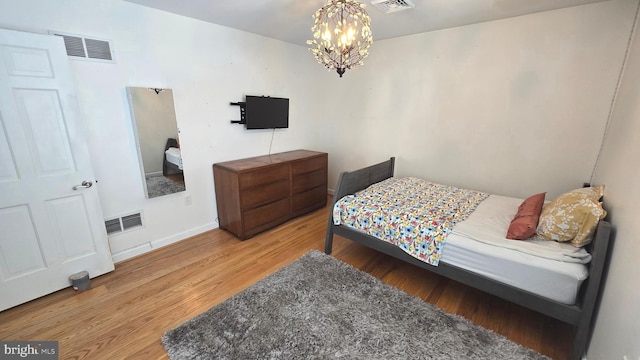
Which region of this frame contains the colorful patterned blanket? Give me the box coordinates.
[332,177,489,265]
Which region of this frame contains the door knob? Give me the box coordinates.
[73,180,93,190]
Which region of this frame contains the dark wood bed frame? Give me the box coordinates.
[324,157,612,360]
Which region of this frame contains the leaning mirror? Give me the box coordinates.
[127,87,185,198]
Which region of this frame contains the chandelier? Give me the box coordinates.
[307,0,373,78]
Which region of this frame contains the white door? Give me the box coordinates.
[0,28,114,311]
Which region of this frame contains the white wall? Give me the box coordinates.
[589,1,640,358]
[0,0,328,261]
[319,0,637,200]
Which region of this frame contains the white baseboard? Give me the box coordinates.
[111,243,152,263]
[111,223,216,263]
[112,189,337,263]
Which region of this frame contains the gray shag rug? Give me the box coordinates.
[145,174,185,198]
[162,250,549,360]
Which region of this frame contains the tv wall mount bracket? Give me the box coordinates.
[230,102,246,125]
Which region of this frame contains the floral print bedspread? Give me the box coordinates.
[333,177,489,266]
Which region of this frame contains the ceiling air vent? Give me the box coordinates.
[371,0,415,13]
[48,31,115,63]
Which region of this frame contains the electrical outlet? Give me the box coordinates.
[184,195,192,206]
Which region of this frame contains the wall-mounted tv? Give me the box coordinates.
[244,95,289,129]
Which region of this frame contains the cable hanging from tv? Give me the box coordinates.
[230,95,289,129]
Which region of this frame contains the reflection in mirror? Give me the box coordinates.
[127,87,185,198]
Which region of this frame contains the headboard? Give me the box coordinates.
[332,157,395,203]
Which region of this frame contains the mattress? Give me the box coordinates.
[165,147,183,170]
[334,184,591,305]
[441,195,589,305]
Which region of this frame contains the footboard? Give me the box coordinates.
[324,157,395,253]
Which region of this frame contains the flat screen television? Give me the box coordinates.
[244,95,289,129]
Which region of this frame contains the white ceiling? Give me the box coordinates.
[124,0,611,46]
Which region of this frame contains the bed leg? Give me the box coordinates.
[570,322,589,360]
[324,222,335,255]
[325,231,333,254]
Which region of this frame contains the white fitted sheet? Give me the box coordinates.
[165,147,183,170]
[441,195,589,305]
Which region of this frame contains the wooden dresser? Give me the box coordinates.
[213,150,328,239]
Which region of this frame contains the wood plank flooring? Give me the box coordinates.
[0,201,572,359]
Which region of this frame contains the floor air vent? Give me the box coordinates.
[49,31,115,62]
[371,0,415,13]
[105,212,143,235]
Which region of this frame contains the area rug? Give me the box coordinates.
[161,250,548,360]
[145,174,185,198]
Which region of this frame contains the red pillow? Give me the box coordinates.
[506,192,546,240]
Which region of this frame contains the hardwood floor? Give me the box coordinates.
[0,200,572,360]
[165,173,185,186]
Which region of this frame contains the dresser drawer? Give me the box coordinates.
[292,169,326,194]
[292,185,327,214]
[241,179,289,209]
[243,198,290,235]
[239,164,288,188]
[291,155,327,176]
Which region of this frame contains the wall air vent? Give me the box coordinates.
[48,31,115,63]
[371,0,415,13]
[105,212,143,235]
[121,213,143,230]
[105,218,122,235]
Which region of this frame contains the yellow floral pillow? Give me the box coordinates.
[536,185,606,247]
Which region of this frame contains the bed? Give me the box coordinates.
[324,157,611,360]
[162,137,183,176]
